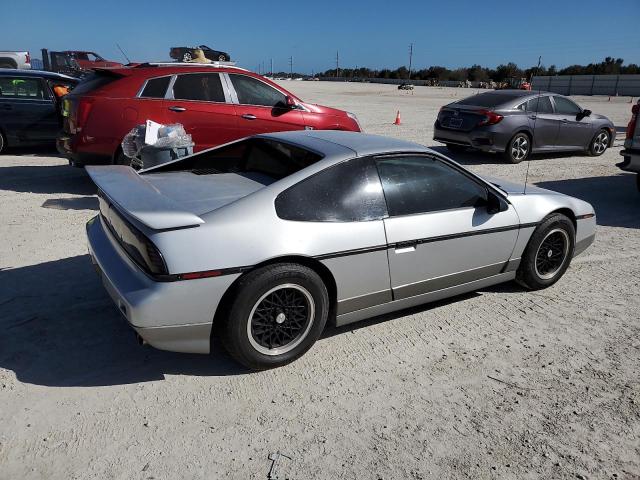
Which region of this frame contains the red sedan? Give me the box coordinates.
[58,64,362,166]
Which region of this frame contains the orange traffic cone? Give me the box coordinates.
[394,110,401,125]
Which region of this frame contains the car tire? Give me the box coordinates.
[220,263,329,370]
[504,132,531,164]
[182,52,192,62]
[516,213,576,290]
[446,143,466,153]
[588,129,610,156]
[218,54,226,61]
[0,130,5,154]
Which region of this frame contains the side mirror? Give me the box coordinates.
[285,95,297,109]
[578,109,592,120]
[486,190,508,214]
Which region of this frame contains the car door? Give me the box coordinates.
[520,95,559,150]
[551,96,593,148]
[375,154,520,300]
[163,72,239,151]
[0,76,58,143]
[225,73,305,136]
[274,156,392,316]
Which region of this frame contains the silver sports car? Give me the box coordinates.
[86,131,596,369]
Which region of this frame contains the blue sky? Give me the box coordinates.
[5,0,639,73]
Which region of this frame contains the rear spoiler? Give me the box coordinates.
[86,166,204,230]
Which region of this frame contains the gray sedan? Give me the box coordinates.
[86,131,596,369]
[434,90,615,163]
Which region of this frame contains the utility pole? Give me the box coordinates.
[408,43,413,80]
[289,56,293,78]
[270,58,273,77]
[336,51,340,78]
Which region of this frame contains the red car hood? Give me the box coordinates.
[301,102,348,117]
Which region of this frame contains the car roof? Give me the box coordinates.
[98,63,249,78]
[0,69,79,82]
[258,130,432,157]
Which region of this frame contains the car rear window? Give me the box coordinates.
[140,76,171,98]
[154,138,323,183]
[71,73,119,95]
[456,92,518,108]
[0,77,48,99]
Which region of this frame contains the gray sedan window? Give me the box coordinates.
[520,96,553,114]
[376,156,487,216]
[553,96,582,115]
[275,157,387,222]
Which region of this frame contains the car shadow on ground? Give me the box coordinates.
[2,145,64,158]
[0,163,96,196]
[537,174,640,229]
[0,255,247,387]
[429,145,609,165]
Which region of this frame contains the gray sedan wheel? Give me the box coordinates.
[504,133,530,164]
[588,129,610,156]
[516,213,575,290]
[220,263,329,370]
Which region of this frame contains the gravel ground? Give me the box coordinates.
[1,84,638,479]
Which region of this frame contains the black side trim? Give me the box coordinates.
[314,244,389,260]
[575,213,595,220]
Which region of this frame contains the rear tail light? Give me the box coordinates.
[75,98,94,133]
[477,110,503,126]
[25,52,31,65]
[626,104,639,140]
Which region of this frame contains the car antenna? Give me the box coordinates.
[116,43,131,64]
[523,55,542,194]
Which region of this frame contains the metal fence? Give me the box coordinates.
[318,75,640,96]
[531,75,640,96]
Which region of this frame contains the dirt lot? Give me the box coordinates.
[1,83,638,479]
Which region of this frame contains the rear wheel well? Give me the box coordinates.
[0,58,18,68]
[211,256,338,348]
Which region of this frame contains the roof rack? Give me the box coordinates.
[134,61,247,71]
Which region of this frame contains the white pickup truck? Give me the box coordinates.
[618,99,640,192]
[0,51,31,69]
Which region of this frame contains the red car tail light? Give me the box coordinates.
[75,98,95,133]
[626,104,639,140]
[477,109,503,126]
[25,52,31,64]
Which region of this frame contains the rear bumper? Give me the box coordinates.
[57,134,112,166]
[618,149,640,174]
[433,122,508,153]
[86,215,240,354]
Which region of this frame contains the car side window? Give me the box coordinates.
[229,74,286,107]
[553,96,582,115]
[0,77,48,100]
[173,73,225,102]
[376,155,487,216]
[275,157,387,222]
[140,76,171,98]
[524,96,553,113]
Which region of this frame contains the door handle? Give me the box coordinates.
[241,114,257,120]
[168,106,186,112]
[395,241,417,254]
[528,115,537,120]
[560,119,568,124]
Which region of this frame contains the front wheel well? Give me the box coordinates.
[211,255,338,346]
[547,208,577,230]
